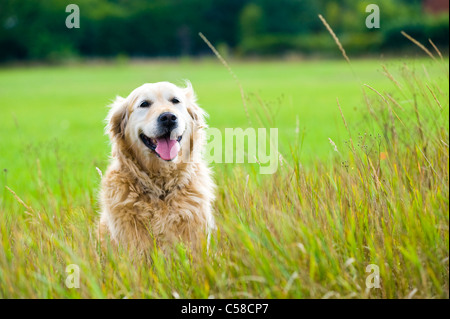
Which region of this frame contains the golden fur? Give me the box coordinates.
[98,82,215,254]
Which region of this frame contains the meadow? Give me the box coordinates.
[0,51,448,298]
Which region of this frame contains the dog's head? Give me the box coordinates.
[106,81,206,166]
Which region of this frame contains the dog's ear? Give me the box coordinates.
[106,96,129,140]
[184,81,207,129]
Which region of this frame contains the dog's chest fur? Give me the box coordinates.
[99,158,214,251]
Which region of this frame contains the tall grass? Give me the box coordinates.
[0,29,448,298]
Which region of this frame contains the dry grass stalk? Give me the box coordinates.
[381,64,404,93]
[386,93,405,111]
[428,38,444,62]
[198,32,252,126]
[336,98,354,151]
[318,14,350,65]
[401,31,436,61]
[5,186,36,215]
[426,84,443,110]
[364,84,388,105]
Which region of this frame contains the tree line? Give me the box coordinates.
[0,0,448,62]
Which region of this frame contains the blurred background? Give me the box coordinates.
[0,0,448,63]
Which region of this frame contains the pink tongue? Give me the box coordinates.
[155,137,180,161]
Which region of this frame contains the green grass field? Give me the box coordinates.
[0,55,448,298]
[0,58,446,177]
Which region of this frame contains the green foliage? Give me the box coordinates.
[0,0,448,61]
[239,3,265,41]
[382,13,450,50]
[239,35,297,56]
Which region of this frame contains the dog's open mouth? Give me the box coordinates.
[140,133,182,161]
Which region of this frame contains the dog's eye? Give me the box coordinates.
[139,101,151,107]
[171,97,180,104]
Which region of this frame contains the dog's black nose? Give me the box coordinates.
[158,112,177,128]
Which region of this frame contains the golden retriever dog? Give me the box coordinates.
[98,81,215,254]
